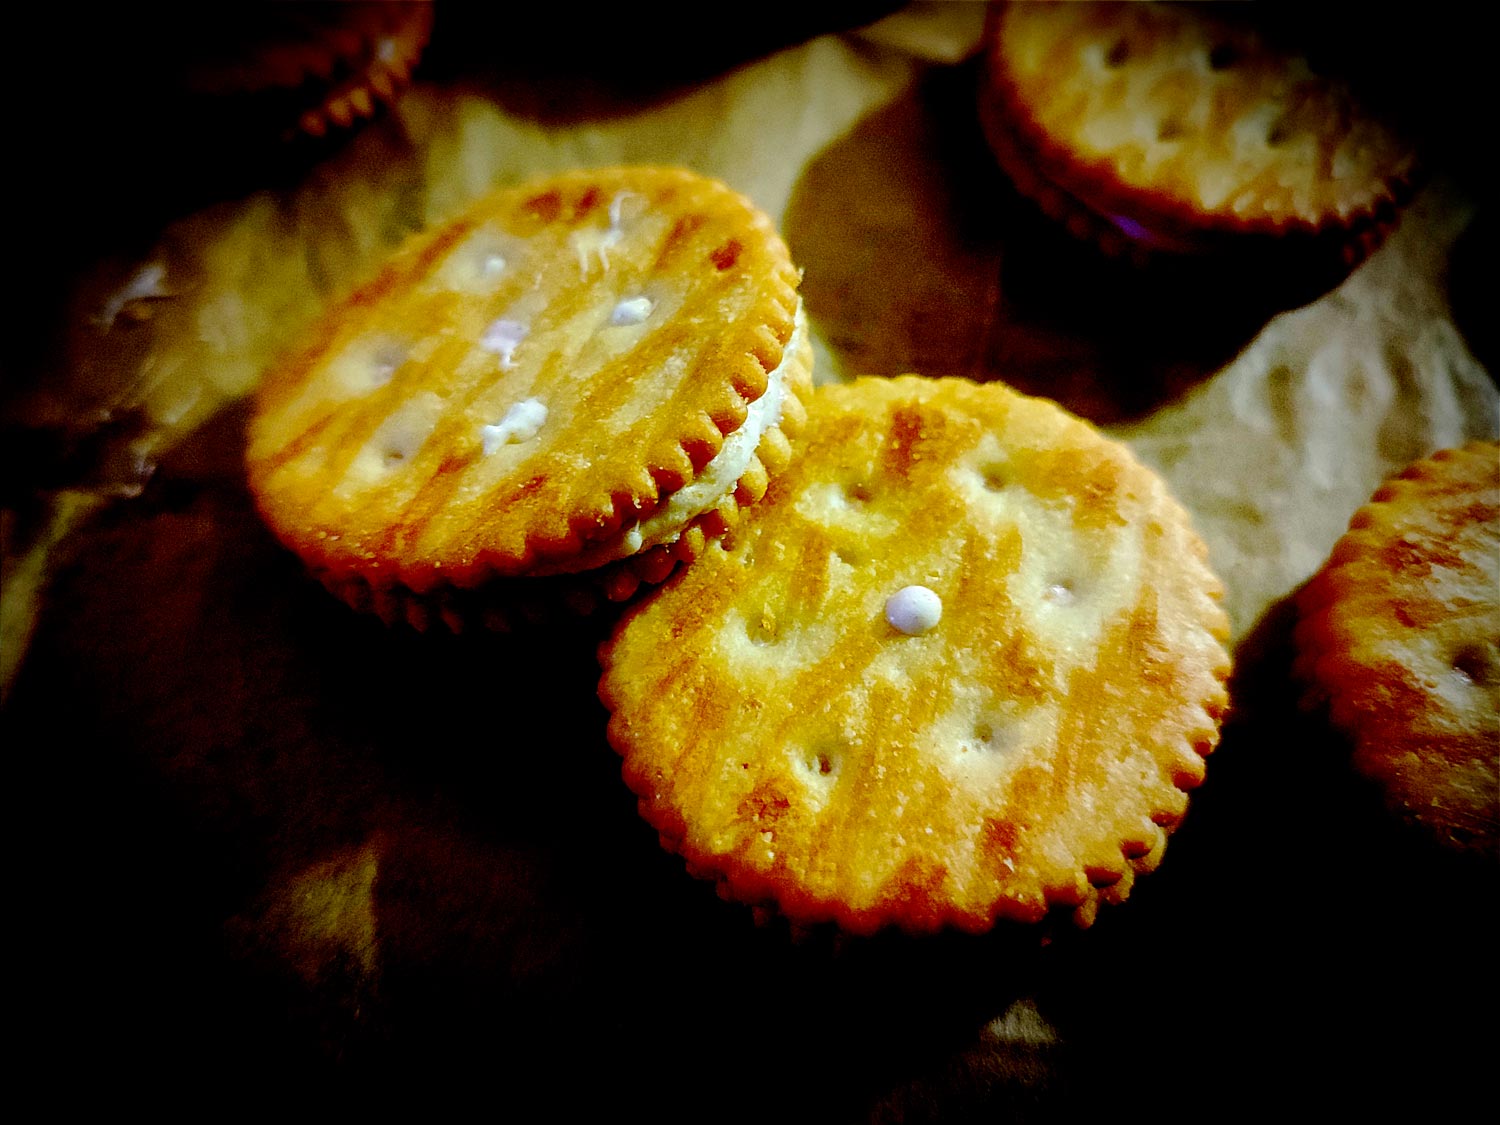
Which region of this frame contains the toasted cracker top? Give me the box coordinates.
[1296,443,1500,858]
[988,2,1416,232]
[600,376,1231,932]
[247,167,801,589]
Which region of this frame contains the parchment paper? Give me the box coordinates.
[6,3,1496,1114]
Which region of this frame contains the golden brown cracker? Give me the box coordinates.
[1296,442,1500,860]
[600,376,1231,932]
[247,166,810,627]
[980,2,1416,262]
[183,2,433,138]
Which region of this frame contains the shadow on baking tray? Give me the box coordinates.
[783,61,1338,425]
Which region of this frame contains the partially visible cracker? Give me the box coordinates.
[979,2,1417,267]
[1295,443,1500,860]
[600,375,1231,932]
[247,167,810,629]
[182,2,434,139]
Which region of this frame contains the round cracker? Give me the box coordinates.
[600,375,1231,932]
[1295,442,1500,860]
[247,166,806,614]
[980,2,1416,259]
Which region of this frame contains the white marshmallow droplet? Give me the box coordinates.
[480,318,528,369]
[572,191,641,275]
[885,585,942,635]
[481,398,548,455]
[611,296,653,326]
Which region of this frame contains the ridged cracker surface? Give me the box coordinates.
[247,167,810,628]
[600,376,1231,932]
[1296,443,1500,860]
[981,1,1415,252]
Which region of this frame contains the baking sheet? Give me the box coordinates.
[6,3,1496,1112]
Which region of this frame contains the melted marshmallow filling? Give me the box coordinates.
[542,302,805,574]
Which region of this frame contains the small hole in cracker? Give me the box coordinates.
[1266,121,1290,147]
[1104,39,1130,67]
[369,340,408,383]
[980,464,1008,492]
[833,545,863,567]
[801,744,840,780]
[845,481,874,504]
[1042,580,1076,606]
[747,610,778,646]
[972,718,1017,755]
[1157,119,1186,142]
[1453,643,1497,686]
